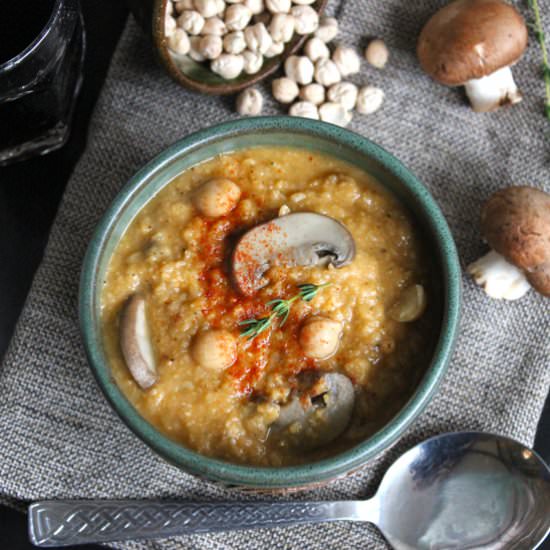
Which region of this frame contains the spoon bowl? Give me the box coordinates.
[29,432,550,548]
[375,431,550,549]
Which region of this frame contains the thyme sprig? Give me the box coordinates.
[239,283,331,340]
[528,0,550,120]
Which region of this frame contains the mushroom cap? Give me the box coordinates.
[417,0,527,86]
[232,212,356,296]
[481,186,550,296]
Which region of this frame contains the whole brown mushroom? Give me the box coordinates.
[417,0,528,112]
[467,186,550,299]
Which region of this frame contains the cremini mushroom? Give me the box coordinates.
[417,0,528,112]
[192,329,238,371]
[194,178,242,217]
[271,372,354,450]
[467,186,550,299]
[231,212,355,295]
[120,294,158,390]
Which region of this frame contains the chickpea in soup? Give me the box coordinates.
[101,147,439,466]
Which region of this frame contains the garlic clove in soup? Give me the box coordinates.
[120,294,158,390]
[389,284,427,322]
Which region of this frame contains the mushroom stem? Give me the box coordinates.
[467,250,531,300]
[464,66,522,112]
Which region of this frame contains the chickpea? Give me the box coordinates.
[192,330,238,371]
[194,178,241,217]
[299,316,342,360]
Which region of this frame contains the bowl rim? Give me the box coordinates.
[80,116,461,489]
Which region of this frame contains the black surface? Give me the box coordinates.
[0,1,548,548]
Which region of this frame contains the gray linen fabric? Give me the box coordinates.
[1,1,549,548]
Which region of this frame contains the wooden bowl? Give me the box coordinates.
[127,0,328,95]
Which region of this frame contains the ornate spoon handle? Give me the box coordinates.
[28,499,369,546]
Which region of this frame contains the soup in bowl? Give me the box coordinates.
[80,117,460,489]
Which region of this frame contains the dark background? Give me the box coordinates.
[0,2,548,549]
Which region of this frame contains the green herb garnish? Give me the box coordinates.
[239,283,331,340]
[528,0,550,120]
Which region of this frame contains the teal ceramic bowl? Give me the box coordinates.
[80,116,461,490]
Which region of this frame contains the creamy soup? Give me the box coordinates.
[101,147,439,466]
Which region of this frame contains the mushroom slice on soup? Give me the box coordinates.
[232,212,356,296]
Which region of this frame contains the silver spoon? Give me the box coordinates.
[28,432,550,548]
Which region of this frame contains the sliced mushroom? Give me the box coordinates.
[120,294,158,389]
[270,372,354,450]
[232,212,355,295]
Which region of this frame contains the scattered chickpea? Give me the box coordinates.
[332,45,360,77]
[194,178,242,217]
[299,83,325,105]
[327,82,358,110]
[356,86,384,114]
[285,55,314,85]
[272,77,300,103]
[299,316,342,360]
[314,16,338,42]
[365,38,389,69]
[304,37,329,62]
[237,87,264,115]
[289,100,319,119]
[192,330,238,371]
[319,101,352,127]
[314,58,341,86]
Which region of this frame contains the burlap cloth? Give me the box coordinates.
[1,1,549,548]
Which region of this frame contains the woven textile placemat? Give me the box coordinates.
[1,1,549,548]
